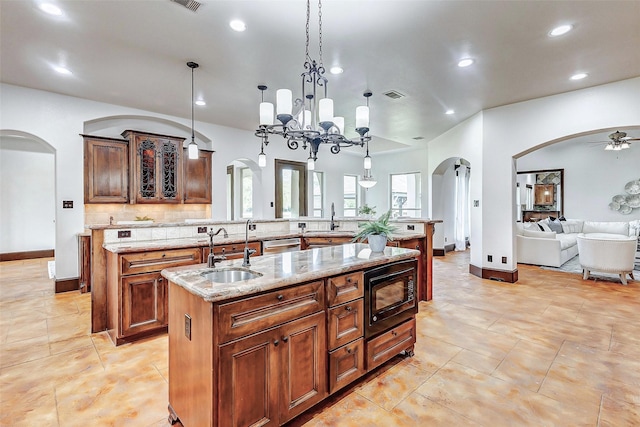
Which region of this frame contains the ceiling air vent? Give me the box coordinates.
[170,0,201,12]
[413,136,425,140]
[383,90,404,99]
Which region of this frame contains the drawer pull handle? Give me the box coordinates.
[162,254,166,258]
[273,339,279,347]
[346,277,352,283]
[392,331,398,336]
[416,245,420,250]
[282,336,289,342]
[345,306,352,312]
[346,347,352,354]
[277,294,284,301]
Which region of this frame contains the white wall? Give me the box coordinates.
[0,146,55,253]
[517,141,640,221]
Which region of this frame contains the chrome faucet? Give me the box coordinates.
[243,219,257,267]
[207,227,228,268]
[330,202,339,231]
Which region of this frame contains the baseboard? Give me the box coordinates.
[469,264,518,283]
[55,278,79,293]
[433,248,445,256]
[445,243,455,252]
[0,249,54,262]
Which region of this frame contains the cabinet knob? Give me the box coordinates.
[282,336,289,342]
[162,253,166,258]
[277,294,284,301]
[346,347,352,354]
[345,306,352,312]
[346,277,352,283]
[392,331,398,337]
[416,245,420,250]
[273,339,279,347]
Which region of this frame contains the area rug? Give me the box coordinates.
[540,255,640,284]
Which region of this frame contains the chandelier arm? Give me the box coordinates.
[287,139,299,150]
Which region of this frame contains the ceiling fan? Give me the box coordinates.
[596,130,640,151]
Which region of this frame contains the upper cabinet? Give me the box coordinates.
[83,135,129,203]
[122,130,185,204]
[183,149,212,204]
[83,130,212,205]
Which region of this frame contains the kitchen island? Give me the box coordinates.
[162,244,420,427]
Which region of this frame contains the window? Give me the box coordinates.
[343,175,358,217]
[390,172,421,217]
[240,167,252,218]
[312,171,324,217]
[275,159,307,218]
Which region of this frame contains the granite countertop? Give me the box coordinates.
[161,243,419,303]
[102,231,427,253]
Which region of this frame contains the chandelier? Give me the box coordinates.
[254,0,371,170]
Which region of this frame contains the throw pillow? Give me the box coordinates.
[559,216,566,221]
[548,219,564,234]
[561,220,583,234]
[538,221,552,232]
[548,216,557,222]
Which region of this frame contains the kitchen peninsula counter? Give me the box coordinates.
[161,243,419,303]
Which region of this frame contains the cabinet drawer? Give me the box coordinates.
[326,271,364,307]
[366,318,416,370]
[121,248,201,275]
[204,241,261,260]
[217,281,325,343]
[329,337,365,394]
[327,299,364,351]
[303,236,352,248]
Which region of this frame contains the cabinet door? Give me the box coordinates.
[534,184,554,205]
[121,272,166,337]
[83,136,129,203]
[183,149,212,203]
[400,238,426,302]
[278,311,327,424]
[125,131,185,204]
[219,328,279,427]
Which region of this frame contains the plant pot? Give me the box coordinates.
[367,234,387,252]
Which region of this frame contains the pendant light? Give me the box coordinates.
[187,61,199,160]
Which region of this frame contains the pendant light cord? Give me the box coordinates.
[191,65,195,143]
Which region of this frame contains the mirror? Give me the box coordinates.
[516,169,564,222]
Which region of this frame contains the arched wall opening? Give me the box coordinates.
[0,130,56,264]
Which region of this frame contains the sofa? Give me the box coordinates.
[516,219,639,268]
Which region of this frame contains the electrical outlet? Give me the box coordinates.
[184,314,191,341]
[474,200,479,207]
[270,202,274,207]
[197,226,207,233]
[407,225,415,231]
[488,255,493,262]
[444,237,448,242]
[298,222,307,229]
[249,224,257,231]
[502,256,507,264]
[62,200,73,209]
[118,230,131,238]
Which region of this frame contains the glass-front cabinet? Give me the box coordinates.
[122,130,185,204]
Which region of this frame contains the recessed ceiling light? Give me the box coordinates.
[53,65,72,75]
[570,73,588,80]
[457,58,474,68]
[229,20,246,32]
[329,66,343,75]
[548,24,573,37]
[195,100,206,106]
[445,109,455,115]
[39,3,63,16]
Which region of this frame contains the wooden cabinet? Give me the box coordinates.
[522,210,560,222]
[106,247,201,345]
[399,238,427,301]
[329,337,365,394]
[78,234,91,293]
[183,149,212,203]
[203,241,261,261]
[83,135,129,203]
[326,271,363,306]
[534,184,555,205]
[301,236,352,249]
[366,318,416,370]
[122,130,185,204]
[121,272,166,337]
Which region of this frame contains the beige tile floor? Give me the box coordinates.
[1,252,638,426]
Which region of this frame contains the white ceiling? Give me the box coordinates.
[1,0,639,153]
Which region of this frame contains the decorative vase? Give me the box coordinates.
[367,234,387,252]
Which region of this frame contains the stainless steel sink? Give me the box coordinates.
[201,267,263,283]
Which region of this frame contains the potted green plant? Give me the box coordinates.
[352,210,397,252]
[358,204,376,218]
